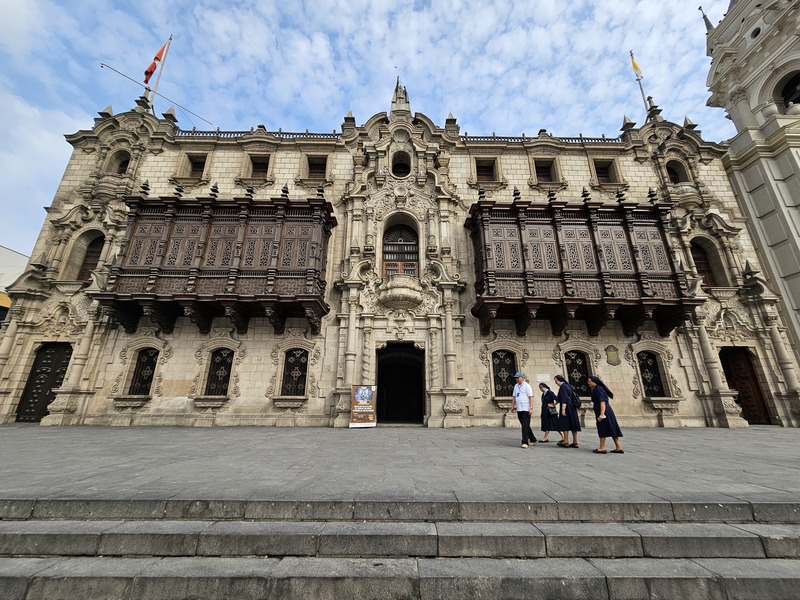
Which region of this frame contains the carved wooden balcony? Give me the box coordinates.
[464,190,702,337]
[92,189,337,335]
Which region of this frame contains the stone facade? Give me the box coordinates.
[1,80,799,428]
[705,0,800,369]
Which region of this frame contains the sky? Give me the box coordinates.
[0,0,735,257]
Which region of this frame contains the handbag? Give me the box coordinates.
[571,391,582,409]
[547,405,559,417]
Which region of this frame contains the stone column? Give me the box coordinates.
[333,283,361,427]
[767,316,800,426]
[721,242,742,286]
[46,232,71,278]
[41,315,98,426]
[695,316,747,428]
[0,318,18,375]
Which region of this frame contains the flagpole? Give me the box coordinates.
[149,35,172,113]
[630,50,648,120]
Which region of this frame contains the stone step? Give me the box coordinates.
[2,496,798,523]
[0,520,797,559]
[1,556,799,600]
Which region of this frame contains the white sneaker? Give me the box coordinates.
[521,443,528,448]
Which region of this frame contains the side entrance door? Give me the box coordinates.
[16,343,73,423]
[718,347,770,425]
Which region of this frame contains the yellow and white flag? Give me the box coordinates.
[630,52,643,80]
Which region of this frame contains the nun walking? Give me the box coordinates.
[554,375,581,448]
[538,383,566,444]
[588,376,624,454]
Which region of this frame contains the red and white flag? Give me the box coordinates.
[144,41,168,84]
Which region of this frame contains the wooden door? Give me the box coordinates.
[16,343,73,422]
[719,347,770,425]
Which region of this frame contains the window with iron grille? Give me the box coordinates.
[281,348,309,396]
[128,347,159,395]
[492,350,517,397]
[383,224,418,277]
[189,155,206,178]
[637,351,666,397]
[565,350,591,396]
[250,155,270,178]
[534,159,554,183]
[77,236,105,281]
[593,159,616,184]
[204,348,234,396]
[307,156,327,179]
[475,158,496,182]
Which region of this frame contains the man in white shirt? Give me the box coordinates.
[510,372,537,448]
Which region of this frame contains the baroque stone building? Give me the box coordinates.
[705,0,800,367]
[1,79,799,428]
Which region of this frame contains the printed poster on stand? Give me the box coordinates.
[349,385,377,428]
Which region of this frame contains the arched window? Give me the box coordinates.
[281,348,309,396]
[391,151,411,177]
[107,150,131,175]
[637,351,667,397]
[690,241,718,287]
[666,160,689,184]
[204,348,234,396]
[564,350,591,396]
[383,224,418,277]
[780,72,800,109]
[76,236,105,281]
[128,348,159,395]
[491,350,517,397]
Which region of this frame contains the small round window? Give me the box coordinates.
[750,27,761,39]
[392,152,411,178]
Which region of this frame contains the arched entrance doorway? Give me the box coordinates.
[16,342,73,423]
[718,347,771,425]
[376,342,424,424]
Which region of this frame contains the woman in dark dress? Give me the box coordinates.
[538,383,566,444]
[588,376,624,454]
[554,375,581,448]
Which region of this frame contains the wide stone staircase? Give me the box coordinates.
[0,495,798,599]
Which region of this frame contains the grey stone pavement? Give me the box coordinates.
[0,424,798,504]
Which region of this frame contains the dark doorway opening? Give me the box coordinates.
[719,347,771,425]
[16,342,73,423]
[376,342,424,424]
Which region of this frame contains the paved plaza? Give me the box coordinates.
[0,424,797,502]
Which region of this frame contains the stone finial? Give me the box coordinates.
[317,184,325,198]
[581,187,592,203]
[620,116,636,132]
[647,187,658,204]
[547,188,557,203]
[282,184,289,199]
[683,117,698,130]
[390,76,411,115]
[699,6,714,33]
[245,186,255,198]
[98,105,113,119]
[174,182,184,197]
[209,183,219,198]
[478,186,486,201]
[513,186,521,201]
[161,106,178,124]
[615,188,626,204]
[742,260,760,279]
[139,180,150,195]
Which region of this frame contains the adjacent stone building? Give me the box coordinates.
[1,77,798,428]
[705,0,800,367]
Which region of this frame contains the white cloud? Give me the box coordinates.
[0,0,737,253]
